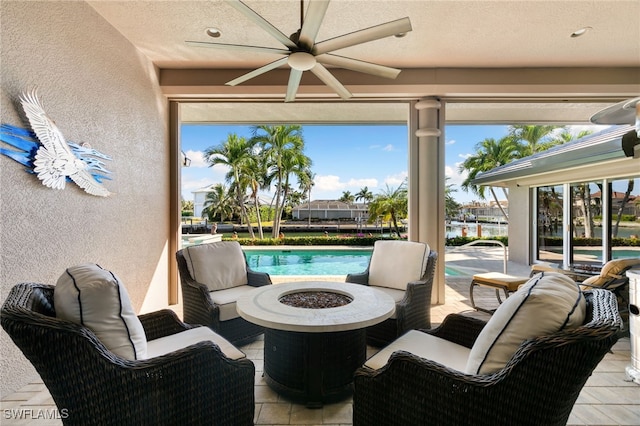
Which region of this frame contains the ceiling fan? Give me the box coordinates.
[186,0,412,102]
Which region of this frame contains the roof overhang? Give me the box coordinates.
[472,125,640,188]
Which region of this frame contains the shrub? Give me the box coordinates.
[221,235,404,246]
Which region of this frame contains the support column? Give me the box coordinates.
[409,98,446,304]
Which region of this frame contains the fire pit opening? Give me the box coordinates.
[279,291,353,309]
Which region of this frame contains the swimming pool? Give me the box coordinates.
[244,248,372,276]
[243,248,462,276]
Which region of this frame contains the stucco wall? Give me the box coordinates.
[1,1,171,397]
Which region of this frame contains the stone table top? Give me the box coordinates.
[236,281,396,333]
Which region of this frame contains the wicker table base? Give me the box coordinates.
[264,328,367,407]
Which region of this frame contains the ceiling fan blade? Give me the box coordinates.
[186,40,290,55]
[285,69,304,103]
[310,63,352,100]
[298,0,330,51]
[313,17,412,55]
[316,54,401,79]
[227,0,298,50]
[226,57,289,86]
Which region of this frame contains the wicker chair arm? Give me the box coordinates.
[346,269,370,285]
[395,278,433,330]
[138,309,192,341]
[425,313,486,348]
[247,269,272,287]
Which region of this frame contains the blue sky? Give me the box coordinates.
[181,123,605,204]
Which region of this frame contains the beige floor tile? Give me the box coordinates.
[255,402,292,425]
[593,404,640,425]
[255,384,281,403]
[290,403,324,424]
[569,404,619,425]
[322,403,352,424]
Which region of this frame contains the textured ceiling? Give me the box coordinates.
[88,0,640,122]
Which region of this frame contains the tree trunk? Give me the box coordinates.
[254,196,264,239]
[581,184,594,238]
[272,173,283,238]
[307,190,312,229]
[391,212,401,237]
[614,179,634,237]
[489,187,509,221]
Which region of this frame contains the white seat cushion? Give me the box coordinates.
[364,329,470,372]
[368,240,430,291]
[209,285,255,321]
[465,272,586,375]
[370,286,405,319]
[146,326,245,360]
[54,263,147,360]
[182,241,248,291]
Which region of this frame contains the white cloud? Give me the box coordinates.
[314,175,346,192]
[382,144,394,151]
[445,164,468,188]
[446,139,456,145]
[458,152,472,159]
[347,178,378,188]
[383,171,407,187]
[314,175,379,192]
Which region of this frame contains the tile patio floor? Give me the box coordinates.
[2,248,639,425]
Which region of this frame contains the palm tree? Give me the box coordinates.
[355,186,373,204]
[339,191,355,203]
[614,179,635,237]
[201,183,234,223]
[459,136,519,220]
[299,169,315,228]
[367,182,408,237]
[250,125,310,237]
[204,133,255,238]
[444,177,461,220]
[509,125,565,157]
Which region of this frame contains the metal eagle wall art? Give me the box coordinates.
[0,89,112,197]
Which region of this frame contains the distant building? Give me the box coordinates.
[458,200,509,223]
[192,184,216,218]
[292,200,368,221]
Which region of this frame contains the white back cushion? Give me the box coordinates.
[582,258,640,287]
[368,240,430,290]
[465,272,586,375]
[54,263,147,360]
[182,241,248,291]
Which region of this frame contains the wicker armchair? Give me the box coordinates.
[1,282,255,426]
[346,240,437,346]
[353,289,621,426]
[177,242,272,346]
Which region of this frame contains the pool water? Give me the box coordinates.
[243,248,462,276]
[244,249,371,276]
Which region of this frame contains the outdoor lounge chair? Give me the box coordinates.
[346,240,437,346]
[578,257,640,332]
[176,241,272,345]
[353,275,621,426]
[1,280,255,426]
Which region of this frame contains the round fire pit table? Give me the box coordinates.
[236,281,395,407]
